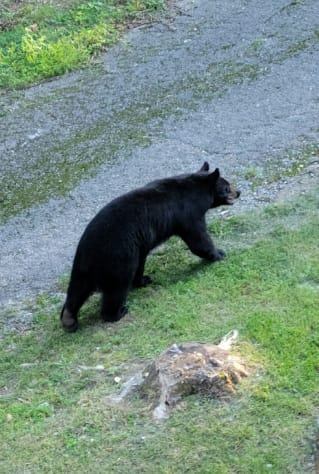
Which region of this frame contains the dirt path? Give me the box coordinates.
[0,0,319,307]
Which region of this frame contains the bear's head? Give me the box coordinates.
[198,162,240,208]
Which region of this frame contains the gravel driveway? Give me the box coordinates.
[0,0,319,307]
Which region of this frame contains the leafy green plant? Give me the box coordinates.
[0,0,165,88]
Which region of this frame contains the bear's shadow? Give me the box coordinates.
[79,255,214,330]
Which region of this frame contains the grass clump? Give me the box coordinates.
[0,0,165,88]
[0,190,318,472]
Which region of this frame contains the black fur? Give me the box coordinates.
[61,162,240,332]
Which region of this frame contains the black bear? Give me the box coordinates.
[61,162,240,332]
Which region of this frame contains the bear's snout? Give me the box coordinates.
[226,187,240,205]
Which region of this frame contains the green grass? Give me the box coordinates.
[0,0,165,88]
[0,190,318,473]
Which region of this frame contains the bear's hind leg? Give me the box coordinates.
[101,287,128,323]
[61,278,93,332]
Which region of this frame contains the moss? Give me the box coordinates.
[245,39,265,56]
[1,51,316,221]
[0,59,265,222]
[245,143,319,190]
[2,14,319,221]
[183,62,262,100]
[275,29,319,63]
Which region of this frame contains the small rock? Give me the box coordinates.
[6,414,13,423]
[95,365,104,371]
[78,364,104,371]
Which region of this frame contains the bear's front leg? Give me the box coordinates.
[210,248,226,261]
[132,254,153,288]
[179,221,226,262]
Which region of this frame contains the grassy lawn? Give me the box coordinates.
[0,0,165,88]
[0,189,318,473]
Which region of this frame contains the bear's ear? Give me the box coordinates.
[199,161,209,172]
[209,168,220,181]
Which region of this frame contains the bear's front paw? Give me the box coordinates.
[140,275,153,287]
[133,275,153,288]
[212,248,226,261]
[102,306,128,323]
